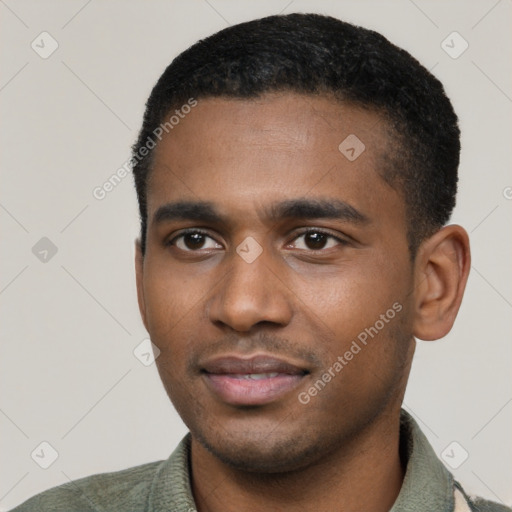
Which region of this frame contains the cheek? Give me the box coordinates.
[294,259,406,342]
[142,261,207,351]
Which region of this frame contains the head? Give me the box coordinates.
[133,14,470,473]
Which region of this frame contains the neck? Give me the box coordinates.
[190,408,405,512]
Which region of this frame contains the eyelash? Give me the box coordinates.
[166,228,348,251]
[291,228,349,248]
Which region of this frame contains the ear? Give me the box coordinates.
[412,225,471,341]
[135,239,148,332]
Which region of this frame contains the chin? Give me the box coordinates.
[193,423,328,474]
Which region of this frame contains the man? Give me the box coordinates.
[11,12,510,512]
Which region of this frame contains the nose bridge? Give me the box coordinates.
[227,253,268,301]
[208,245,292,332]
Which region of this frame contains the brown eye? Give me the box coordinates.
[303,232,329,250]
[183,232,207,249]
[170,230,222,252]
[291,230,345,251]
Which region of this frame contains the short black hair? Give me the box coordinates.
[132,13,460,256]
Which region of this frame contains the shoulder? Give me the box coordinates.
[456,483,512,512]
[9,459,164,512]
[468,496,512,512]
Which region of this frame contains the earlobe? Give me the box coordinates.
[412,225,471,341]
[135,239,148,331]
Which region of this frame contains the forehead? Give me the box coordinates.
[147,93,405,235]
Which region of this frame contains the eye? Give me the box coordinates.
[290,229,346,251]
[168,229,222,251]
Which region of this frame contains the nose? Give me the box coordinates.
[207,247,293,333]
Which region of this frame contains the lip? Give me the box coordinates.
[201,354,309,406]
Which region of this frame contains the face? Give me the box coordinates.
[136,93,417,473]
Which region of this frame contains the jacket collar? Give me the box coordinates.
[149,409,455,511]
[390,409,455,512]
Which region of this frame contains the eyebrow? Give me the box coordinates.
[268,198,369,224]
[151,198,369,227]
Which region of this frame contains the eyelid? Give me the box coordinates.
[166,228,223,248]
[288,227,350,247]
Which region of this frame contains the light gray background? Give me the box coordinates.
[1,0,511,509]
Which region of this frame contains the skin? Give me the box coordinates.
[135,92,470,512]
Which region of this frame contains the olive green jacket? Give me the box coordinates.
[10,410,511,511]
